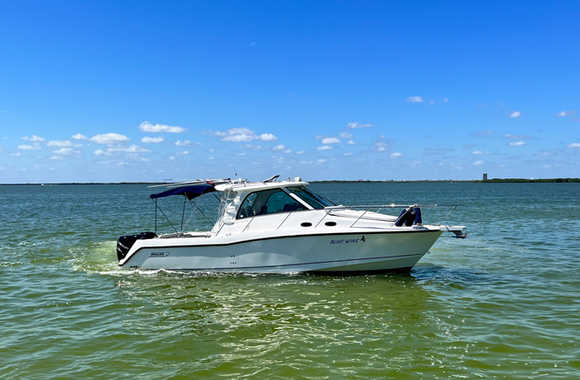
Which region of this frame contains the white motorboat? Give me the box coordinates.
[116,176,466,273]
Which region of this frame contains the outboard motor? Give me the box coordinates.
[116,231,157,261]
[394,207,422,227]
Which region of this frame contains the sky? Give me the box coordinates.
[0,0,579,183]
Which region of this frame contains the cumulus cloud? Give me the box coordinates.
[375,141,387,152]
[22,135,45,142]
[17,144,40,150]
[259,133,277,141]
[509,111,521,118]
[72,133,87,140]
[339,131,352,139]
[568,142,580,149]
[509,141,526,147]
[347,140,355,145]
[406,96,424,103]
[52,147,78,155]
[321,137,340,144]
[272,144,285,151]
[139,121,185,133]
[47,140,73,147]
[317,145,332,151]
[175,139,191,146]
[90,133,129,145]
[346,122,373,129]
[557,110,575,117]
[473,160,484,166]
[141,136,164,144]
[93,144,150,155]
[390,152,402,158]
[215,128,277,143]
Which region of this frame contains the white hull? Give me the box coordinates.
[120,230,442,273]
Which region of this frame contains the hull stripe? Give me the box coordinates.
[127,253,425,271]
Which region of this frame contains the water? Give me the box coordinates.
[1,182,578,378]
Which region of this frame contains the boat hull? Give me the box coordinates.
[120,230,442,273]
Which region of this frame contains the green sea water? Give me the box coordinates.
[1,182,578,379]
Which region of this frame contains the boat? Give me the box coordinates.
[116,176,466,273]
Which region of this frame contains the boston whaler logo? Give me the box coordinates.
[330,235,366,245]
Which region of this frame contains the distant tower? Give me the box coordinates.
[483,172,488,182]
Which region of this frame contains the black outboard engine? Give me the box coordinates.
[116,231,157,261]
[394,207,422,227]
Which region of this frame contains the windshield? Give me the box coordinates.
[287,187,336,209]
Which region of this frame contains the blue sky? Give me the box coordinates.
[0,1,578,182]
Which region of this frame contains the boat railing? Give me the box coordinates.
[233,204,425,233]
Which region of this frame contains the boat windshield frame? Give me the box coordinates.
[286,186,336,209]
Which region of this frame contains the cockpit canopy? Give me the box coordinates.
[236,186,334,219]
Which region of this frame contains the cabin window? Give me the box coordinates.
[237,189,306,219]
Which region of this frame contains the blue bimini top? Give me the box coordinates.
[149,184,215,200]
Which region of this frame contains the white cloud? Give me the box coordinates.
[317,145,332,151]
[47,140,73,147]
[509,141,526,147]
[557,111,574,117]
[141,136,164,144]
[321,137,340,144]
[49,155,63,160]
[215,128,278,142]
[406,96,424,103]
[472,150,483,155]
[295,150,304,155]
[473,160,484,166]
[390,152,402,158]
[139,121,185,133]
[120,145,149,153]
[509,111,521,118]
[215,128,276,143]
[52,147,78,155]
[272,144,285,151]
[93,144,149,155]
[347,122,373,129]
[568,142,580,149]
[347,140,355,145]
[90,133,129,145]
[259,133,277,141]
[375,141,387,152]
[18,144,40,150]
[72,133,87,140]
[22,135,45,142]
[339,131,352,139]
[176,139,191,146]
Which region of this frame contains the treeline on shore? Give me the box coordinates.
[2,178,580,185]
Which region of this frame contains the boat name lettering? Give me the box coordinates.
[330,236,366,245]
[150,251,169,257]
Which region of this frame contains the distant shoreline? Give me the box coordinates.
[1,178,579,185]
